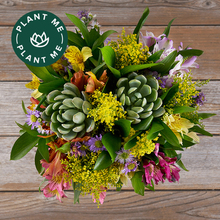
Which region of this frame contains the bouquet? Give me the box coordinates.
[11,8,215,206]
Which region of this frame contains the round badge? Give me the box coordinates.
[11,10,68,67]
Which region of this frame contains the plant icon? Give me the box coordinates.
[30,32,49,48]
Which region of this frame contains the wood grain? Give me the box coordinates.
[0,81,219,135]
[1,135,220,191]
[0,0,220,26]
[0,190,220,220]
[1,26,220,81]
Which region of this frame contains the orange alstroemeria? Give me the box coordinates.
[86,70,108,93]
[27,97,46,110]
[70,70,89,91]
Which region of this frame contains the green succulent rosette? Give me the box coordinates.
[41,83,95,140]
[116,72,165,124]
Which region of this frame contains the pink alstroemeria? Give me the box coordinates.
[43,184,67,202]
[92,186,107,205]
[41,140,71,202]
[142,144,180,186]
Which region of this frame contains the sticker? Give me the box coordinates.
[11,10,68,67]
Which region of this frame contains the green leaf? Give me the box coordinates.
[38,138,49,162]
[145,180,155,191]
[189,125,213,137]
[114,119,131,137]
[147,121,164,140]
[133,7,149,43]
[163,142,183,151]
[116,179,123,191]
[35,149,44,174]
[161,83,179,105]
[198,113,216,120]
[131,171,145,196]
[16,122,40,137]
[100,46,121,78]
[151,50,177,75]
[124,131,142,150]
[92,62,106,75]
[163,148,177,158]
[66,13,90,46]
[38,78,65,94]
[36,94,47,111]
[148,50,164,62]
[11,132,39,160]
[92,30,117,51]
[94,150,112,170]
[178,49,203,58]
[45,65,60,78]
[120,63,161,76]
[22,100,27,114]
[177,159,189,171]
[163,18,175,37]
[157,119,181,148]
[173,106,196,114]
[181,138,196,148]
[73,182,82,204]
[67,31,86,48]
[132,115,154,131]
[102,132,121,162]
[25,64,56,82]
[56,142,71,154]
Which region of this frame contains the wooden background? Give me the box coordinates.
[0,0,220,219]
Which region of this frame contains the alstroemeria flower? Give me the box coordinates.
[163,113,199,144]
[64,46,92,72]
[25,73,43,99]
[70,70,89,91]
[85,70,108,93]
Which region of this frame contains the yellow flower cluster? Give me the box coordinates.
[88,90,126,131]
[109,28,150,70]
[51,57,65,74]
[165,72,199,108]
[130,132,157,159]
[62,151,120,206]
[25,73,42,99]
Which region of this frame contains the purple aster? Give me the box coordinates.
[122,161,139,175]
[193,92,206,106]
[85,134,106,152]
[77,10,89,20]
[26,109,41,130]
[157,76,173,88]
[115,149,134,164]
[71,142,87,157]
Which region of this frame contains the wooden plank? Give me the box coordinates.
[1,26,220,80]
[0,0,220,26]
[0,191,220,219]
[1,136,220,191]
[0,82,219,135]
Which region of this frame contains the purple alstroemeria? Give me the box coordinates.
[115,149,134,164]
[140,31,161,47]
[122,161,139,175]
[26,109,41,130]
[85,134,106,152]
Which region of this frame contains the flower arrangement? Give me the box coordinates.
[11,8,215,206]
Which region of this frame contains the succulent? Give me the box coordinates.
[116,72,165,124]
[41,83,95,141]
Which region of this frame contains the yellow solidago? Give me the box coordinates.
[25,73,42,99]
[64,46,92,72]
[62,151,120,206]
[109,28,150,70]
[88,90,126,131]
[165,72,199,108]
[163,113,200,144]
[130,131,158,159]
